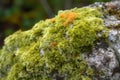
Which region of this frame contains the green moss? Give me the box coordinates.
[0,7,107,80]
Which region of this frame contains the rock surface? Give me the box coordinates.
[0,1,120,80]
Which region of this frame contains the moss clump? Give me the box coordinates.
[0,7,107,80]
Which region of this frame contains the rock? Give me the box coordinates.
[0,1,120,80]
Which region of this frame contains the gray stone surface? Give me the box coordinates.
[83,1,120,80]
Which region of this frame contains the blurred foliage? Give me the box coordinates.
[0,0,110,47]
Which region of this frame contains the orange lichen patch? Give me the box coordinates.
[50,41,57,48]
[49,18,55,23]
[59,12,77,26]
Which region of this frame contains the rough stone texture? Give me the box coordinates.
[83,1,120,80]
[0,1,120,80]
[85,1,120,80]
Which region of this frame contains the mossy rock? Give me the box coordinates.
[0,6,108,80]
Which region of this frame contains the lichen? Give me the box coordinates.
[0,7,107,80]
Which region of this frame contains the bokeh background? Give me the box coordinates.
[0,0,110,48]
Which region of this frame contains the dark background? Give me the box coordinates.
[0,0,110,48]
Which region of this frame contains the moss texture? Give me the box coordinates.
[0,7,107,80]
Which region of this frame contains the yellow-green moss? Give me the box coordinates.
[0,7,107,80]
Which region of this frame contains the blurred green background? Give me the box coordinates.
[0,0,110,48]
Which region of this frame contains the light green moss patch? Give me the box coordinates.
[0,7,107,80]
